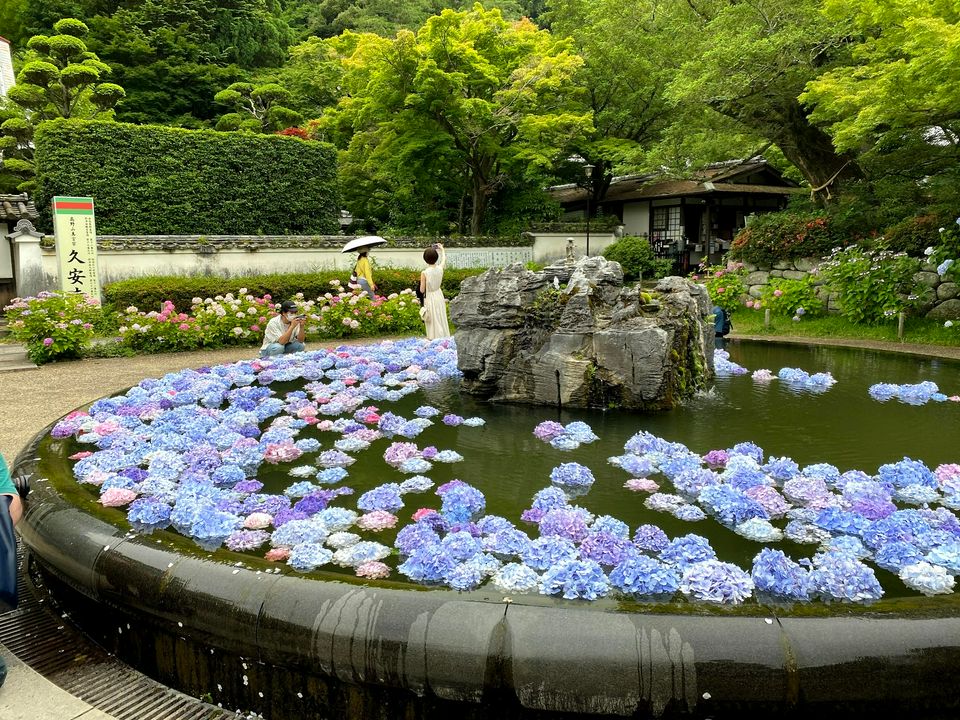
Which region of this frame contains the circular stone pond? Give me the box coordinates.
[14,337,960,719]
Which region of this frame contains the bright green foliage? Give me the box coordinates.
[817,246,926,324]
[214,81,304,133]
[730,211,843,266]
[318,6,591,235]
[601,235,672,280]
[802,0,960,152]
[880,215,944,256]
[33,119,339,234]
[693,263,748,313]
[102,267,487,314]
[0,104,35,193]
[1,18,124,191]
[3,291,102,364]
[756,277,824,317]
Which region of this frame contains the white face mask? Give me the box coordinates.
[285,312,297,321]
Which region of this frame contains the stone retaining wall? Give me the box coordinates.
[741,258,960,320]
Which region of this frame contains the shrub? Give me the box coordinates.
[602,235,673,280]
[880,215,943,256]
[3,291,102,363]
[33,119,339,234]
[816,246,926,324]
[750,277,824,317]
[103,267,485,314]
[691,264,747,313]
[730,211,843,266]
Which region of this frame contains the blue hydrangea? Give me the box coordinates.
[316,507,358,532]
[808,551,883,602]
[477,515,515,535]
[285,481,320,498]
[613,454,658,478]
[659,533,716,568]
[672,469,721,497]
[877,457,937,489]
[751,548,811,600]
[762,456,800,482]
[874,541,925,572]
[727,441,765,464]
[357,484,405,513]
[481,528,532,557]
[632,524,669,553]
[315,467,349,485]
[925,541,960,574]
[440,483,486,522]
[609,555,680,597]
[578,531,635,566]
[697,485,767,526]
[591,515,630,539]
[395,523,440,555]
[520,536,578,571]
[821,535,870,559]
[271,518,328,547]
[680,560,754,604]
[127,497,172,526]
[399,475,434,493]
[441,531,484,562]
[288,542,334,572]
[538,507,592,542]
[539,559,610,600]
[814,507,871,536]
[549,462,596,489]
[492,563,541,593]
[398,543,458,583]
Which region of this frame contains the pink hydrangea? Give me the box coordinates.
[264,547,290,562]
[412,508,438,522]
[68,451,93,460]
[243,512,273,529]
[357,510,398,532]
[100,488,137,507]
[355,561,391,579]
[624,478,660,492]
[264,442,302,464]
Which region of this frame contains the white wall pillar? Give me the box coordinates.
[7,220,52,298]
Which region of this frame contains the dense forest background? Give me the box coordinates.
[2,0,958,241]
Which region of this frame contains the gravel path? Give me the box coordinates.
[2,334,958,466]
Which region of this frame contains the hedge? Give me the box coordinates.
[103,267,488,313]
[33,119,340,235]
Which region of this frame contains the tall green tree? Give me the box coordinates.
[214,81,303,132]
[318,6,591,235]
[1,18,124,192]
[658,0,862,200]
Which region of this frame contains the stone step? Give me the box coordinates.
[0,343,38,372]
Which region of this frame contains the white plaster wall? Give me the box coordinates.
[621,203,650,237]
[0,39,15,97]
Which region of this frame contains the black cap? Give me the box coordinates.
[279,300,297,313]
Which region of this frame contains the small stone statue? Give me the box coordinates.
[565,237,576,263]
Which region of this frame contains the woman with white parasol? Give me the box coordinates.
[342,235,385,296]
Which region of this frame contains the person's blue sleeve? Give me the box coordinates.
[0,457,15,495]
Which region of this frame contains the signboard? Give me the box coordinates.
[53,196,101,298]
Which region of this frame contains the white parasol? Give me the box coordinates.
[341,235,387,253]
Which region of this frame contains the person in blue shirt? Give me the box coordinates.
[0,455,24,688]
[712,305,732,348]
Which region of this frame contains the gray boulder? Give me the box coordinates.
[450,257,714,411]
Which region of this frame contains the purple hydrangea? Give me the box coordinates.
[549,462,596,489]
[357,484,405,513]
[632,524,669,553]
[659,533,716,568]
[521,536,578,571]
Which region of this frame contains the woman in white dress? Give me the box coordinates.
[419,243,451,340]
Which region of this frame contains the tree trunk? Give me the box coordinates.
[470,177,488,237]
[773,99,862,203]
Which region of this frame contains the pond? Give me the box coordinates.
[42,338,960,607]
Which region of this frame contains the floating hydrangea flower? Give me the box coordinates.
[225,529,270,551]
[482,528,532,557]
[714,349,748,376]
[315,467,349,485]
[333,541,391,567]
[316,507,358,532]
[549,462,595,489]
[264,547,290,562]
[874,541,924,572]
[317,449,355,468]
[414,405,440,418]
[702,449,728,469]
[399,458,433,474]
[609,554,680,597]
[752,368,775,382]
[398,543,457,583]
[243,512,272,530]
[878,457,937,489]
[462,417,485,427]
[99,488,138,507]
[326,531,361,549]
[433,450,464,463]
[383,442,420,467]
[395,523,440,555]
[624,478,660,493]
[633,524,669,553]
[698,485,767,526]
[492,563,540,593]
[783,519,832,545]
[285,481,319,497]
[808,551,883,602]
[925,541,960,574]
[578,531,635,566]
[271,518,328,547]
[520,535,578,571]
[356,561,391,579]
[751,548,810,600]
[645,493,687,513]
[660,533,716,568]
[533,421,565,441]
[734,518,783,542]
[539,559,610,600]
[439,482,486,522]
[564,421,599,443]
[549,435,581,451]
[356,510,398,531]
[442,414,464,426]
[399,475,434,494]
[680,560,754,604]
[289,465,317,479]
[899,562,956,595]
[288,542,333,572]
[672,504,707,522]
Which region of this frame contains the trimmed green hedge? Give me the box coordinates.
[33,119,340,235]
[103,267,487,313]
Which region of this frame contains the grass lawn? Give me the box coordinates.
[729,310,960,348]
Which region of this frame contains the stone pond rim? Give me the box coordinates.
[449,258,715,411]
[14,421,960,719]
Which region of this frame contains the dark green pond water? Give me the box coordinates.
[52,340,960,605]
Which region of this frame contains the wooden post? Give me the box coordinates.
[898,311,905,341]
[764,308,771,329]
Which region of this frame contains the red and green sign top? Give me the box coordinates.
[53,197,95,215]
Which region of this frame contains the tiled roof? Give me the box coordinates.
[549,158,801,205]
[0,194,39,221]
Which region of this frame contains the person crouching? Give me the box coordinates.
[260,299,306,357]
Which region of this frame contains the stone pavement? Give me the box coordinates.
[0,333,956,719]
